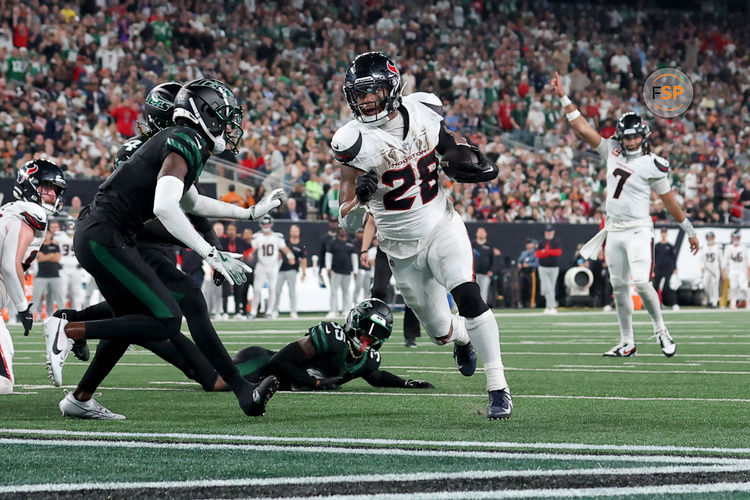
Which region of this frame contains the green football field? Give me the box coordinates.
[2,309,750,499]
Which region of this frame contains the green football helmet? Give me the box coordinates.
[344,298,393,357]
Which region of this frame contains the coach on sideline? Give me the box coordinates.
[536,224,562,314]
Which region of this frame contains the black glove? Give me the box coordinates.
[355,169,379,204]
[314,376,343,390]
[213,268,225,286]
[18,304,33,336]
[404,379,434,389]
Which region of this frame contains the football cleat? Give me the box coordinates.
[404,339,418,348]
[44,316,73,386]
[240,376,279,417]
[59,391,125,420]
[453,342,477,376]
[487,388,513,420]
[651,328,676,357]
[602,343,637,357]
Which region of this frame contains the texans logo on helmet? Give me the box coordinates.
[20,165,38,183]
[386,61,399,76]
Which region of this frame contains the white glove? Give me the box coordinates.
[204,247,252,285]
[249,188,284,220]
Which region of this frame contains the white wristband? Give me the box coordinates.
[566,109,581,122]
[560,95,572,107]
[678,218,696,238]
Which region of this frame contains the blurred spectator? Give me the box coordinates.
[518,238,539,308]
[220,184,243,206]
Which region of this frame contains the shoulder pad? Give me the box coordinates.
[405,92,443,116]
[331,122,363,165]
[8,201,48,231]
[273,231,285,238]
[164,126,208,169]
[654,156,670,173]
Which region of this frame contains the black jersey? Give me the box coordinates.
[89,125,209,237]
[113,134,149,170]
[305,321,381,382]
[280,240,307,272]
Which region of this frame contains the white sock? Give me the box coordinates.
[450,314,470,345]
[465,309,508,391]
[635,282,666,332]
[613,284,634,345]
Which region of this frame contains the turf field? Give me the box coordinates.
[2,309,750,499]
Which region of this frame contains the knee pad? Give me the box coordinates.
[633,281,653,296]
[450,282,489,319]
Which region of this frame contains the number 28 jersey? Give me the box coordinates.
[331,92,447,249]
[596,138,671,228]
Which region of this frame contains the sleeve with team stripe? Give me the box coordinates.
[306,322,347,356]
[164,127,209,184]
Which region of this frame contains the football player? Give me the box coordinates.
[332,52,512,419]
[219,298,434,391]
[722,231,749,310]
[250,215,294,319]
[0,160,67,394]
[53,217,84,313]
[700,232,722,308]
[44,78,282,419]
[551,72,699,358]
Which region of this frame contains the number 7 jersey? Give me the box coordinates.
[331,92,447,251]
[595,138,671,227]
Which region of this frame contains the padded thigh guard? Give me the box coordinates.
[451,282,489,319]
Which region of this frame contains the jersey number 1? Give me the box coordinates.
[381,150,439,210]
[612,168,632,199]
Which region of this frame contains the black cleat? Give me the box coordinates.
[72,340,90,361]
[453,342,477,376]
[487,388,513,420]
[240,376,279,417]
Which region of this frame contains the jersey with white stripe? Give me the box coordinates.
[0,201,47,268]
[596,139,671,228]
[331,92,448,253]
[53,230,78,268]
[723,244,749,273]
[700,244,722,275]
[252,231,286,268]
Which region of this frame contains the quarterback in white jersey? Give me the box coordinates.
[250,215,293,318]
[0,160,67,394]
[53,218,84,310]
[333,52,512,420]
[700,232,722,308]
[722,232,749,310]
[551,72,698,358]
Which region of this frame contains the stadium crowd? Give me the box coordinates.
[2,0,750,224]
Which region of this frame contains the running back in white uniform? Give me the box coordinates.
[0,201,47,390]
[700,242,723,307]
[250,231,288,316]
[723,243,749,308]
[54,227,84,310]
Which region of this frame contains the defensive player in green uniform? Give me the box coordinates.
[45,78,282,419]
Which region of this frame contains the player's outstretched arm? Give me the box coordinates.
[660,191,699,254]
[548,72,602,149]
[267,337,341,390]
[363,369,434,388]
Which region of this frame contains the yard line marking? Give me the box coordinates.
[4,429,750,455]
[11,386,750,404]
[2,465,750,495]
[261,482,750,500]
[2,437,747,465]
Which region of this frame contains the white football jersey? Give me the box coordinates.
[0,201,47,268]
[54,230,78,268]
[723,244,749,273]
[331,92,449,256]
[700,244,722,274]
[596,139,671,228]
[252,231,286,268]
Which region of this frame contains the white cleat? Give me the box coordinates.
[59,392,126,420]
[602,343,637,357]
[44,316,73,387]
[325,312,338,319]
[652,328,676,357]
[290,313,299,320]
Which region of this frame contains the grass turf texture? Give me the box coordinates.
[2,309,750,498]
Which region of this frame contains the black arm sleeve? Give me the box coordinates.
[436,125,458,155]
[362,369,407,388]
[266,341,318,389]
